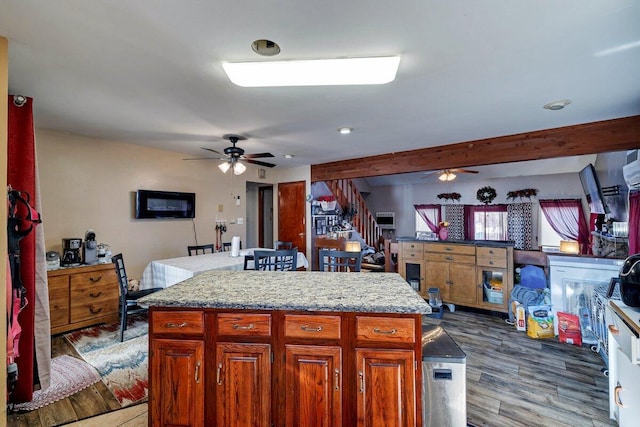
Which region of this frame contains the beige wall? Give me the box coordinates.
[2,35,9,421]
[36,128,310,279]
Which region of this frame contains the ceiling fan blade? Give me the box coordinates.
[245,159,276,168]
[421,171,439,179]
[243,152,275,159]
[452,168,479,174]
[201,147,225,156]
[183,157,223,161]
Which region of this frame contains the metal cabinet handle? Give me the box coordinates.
[358,370,364,393]
[89,276,102,283]
[489,260,494,265]
[445,247,452,251]
[233,323,254,330]
[89,306,103,315]
[373,327,396,335]
[216,362,223,385]
[334,368,340,391]
[614,384,623,407]
[445,256,454,261]
[195,361,201,383]
[301,325,323,332]
[608,325,619,335]
[165,322,188,328]
[89,291,103,298]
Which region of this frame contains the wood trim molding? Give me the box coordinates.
[311,115,640,181]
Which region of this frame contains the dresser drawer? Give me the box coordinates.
[153,311,205,335]
[610,313,640,364]
[401,249,424,261]
[356,316,415,344]
[70,281,119,323]
[476,255,507,269]
[70,268,118,289]
[402,242,424,252]
[284,314,341,339]
[424,243,476,256]
[217,313,272,336]
[425,252,475,265]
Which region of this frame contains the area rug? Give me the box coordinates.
[12,355,101,411]
[64,317,149,407]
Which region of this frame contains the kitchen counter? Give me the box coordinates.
[139,269,431,314]
[397,237,515,248]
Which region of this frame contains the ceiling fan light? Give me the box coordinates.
[218,161,231,173]
[233,161,247,175]
[439,171,456,181]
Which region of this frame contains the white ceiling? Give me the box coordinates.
[1,1,639,178]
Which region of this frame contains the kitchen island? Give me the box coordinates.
[139,270,431,427]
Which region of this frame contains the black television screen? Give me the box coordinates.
[136,190,196,219]
[578,164,608,214]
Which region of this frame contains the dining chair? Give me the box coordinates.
[318,249,364,272]
[112,253,162,342]
[253,249,298,271]
[274,240,293,250]
[222,241,242,251]
[188,244,215,256]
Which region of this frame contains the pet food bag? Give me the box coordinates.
[527,304,554,339]
[557,311,582,346]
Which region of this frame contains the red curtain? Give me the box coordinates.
[629,192,640,255]
[7,95,37,403]
[539,199,590,254]
[414,204,440,233]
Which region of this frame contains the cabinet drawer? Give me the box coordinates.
[153,311,205,335]
[401,249,424,261]
[218,313,272,336]
[610,317,640,364]
[356,316,415,344]
[477,246,507,259]
[424,243,476,256]
[70,268,118,289]
[402,242,424,252]
[70,280,119,323]
[476,255,507,269]
[425,252,475,264]
[284,314,341,339]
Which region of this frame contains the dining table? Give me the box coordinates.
[139,248,309,290]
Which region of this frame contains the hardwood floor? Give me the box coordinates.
[7,308,614,427]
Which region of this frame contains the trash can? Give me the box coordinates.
[421,325,467,427]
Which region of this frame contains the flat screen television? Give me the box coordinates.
[578,164,608,214]
[135,190,196,219]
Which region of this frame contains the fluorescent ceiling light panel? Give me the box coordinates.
[223,56,401,87]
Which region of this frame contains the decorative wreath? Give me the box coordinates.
[506,188,538,200]
[476,186,497,204]
[437,192,461,202]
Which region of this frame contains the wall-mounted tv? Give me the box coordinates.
[579,164,608,215]
[135,190,196,219]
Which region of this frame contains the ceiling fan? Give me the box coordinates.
[183,135,276,175]
[422,168,479,181]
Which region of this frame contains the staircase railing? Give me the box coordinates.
[325,179,381,249]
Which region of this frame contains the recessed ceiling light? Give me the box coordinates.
[222,56,401,87]
[543,99,572,110]
[338,127,353,134]
[283,154,295,159]
[251,39,281,57]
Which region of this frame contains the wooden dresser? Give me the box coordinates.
[47,263,120,334]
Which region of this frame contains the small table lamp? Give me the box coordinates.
[559,240,580,254]
[345,241,362,252]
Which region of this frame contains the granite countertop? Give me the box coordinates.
[397,237,515,248]
[138,270,431,314]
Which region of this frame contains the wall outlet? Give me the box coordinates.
[237,217,244,225]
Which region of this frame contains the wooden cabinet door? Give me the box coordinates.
[150,339,204,427]
[356,348,416,427]
[424,260,449,302]
[448,264,476,306]
[216,343,271,427]
[48,275,69,331]
[285,345,342,427]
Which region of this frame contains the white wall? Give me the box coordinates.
[36,129,309,279]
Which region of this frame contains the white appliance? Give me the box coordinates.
[607,301,640,426]
[548,255,624,342]
[623,158,640,188]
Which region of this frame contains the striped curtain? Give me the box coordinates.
[507,202,534,249]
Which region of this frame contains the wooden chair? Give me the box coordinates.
[274,240,293,250]
[319,249,364,272]
[253,249,298,271]
[222,241,242,252]
[188,244,214,256]
[112,253,162,342]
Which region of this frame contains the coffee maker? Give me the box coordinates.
[83,229,98,265]
[61,238,83,266]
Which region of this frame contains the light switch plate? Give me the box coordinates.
[237,217,244,224]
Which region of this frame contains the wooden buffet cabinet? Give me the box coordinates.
[47,263,119,334]
[399,240,514,313]
[141,269,430,427]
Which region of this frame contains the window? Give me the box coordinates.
[416,212,430,232]
[465,205,508,240]
[539,206,562,248]
[414,204,441,233]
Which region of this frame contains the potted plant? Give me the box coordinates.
[317,195,337,211]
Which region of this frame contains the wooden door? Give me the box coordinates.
[278,181,306,255]
[449,264,476,306]
[285,345,342,427]
[150,339,204,427]
[356,348,416,427]
[216,343,271,427]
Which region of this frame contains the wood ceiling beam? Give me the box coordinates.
[311,115,640,182]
